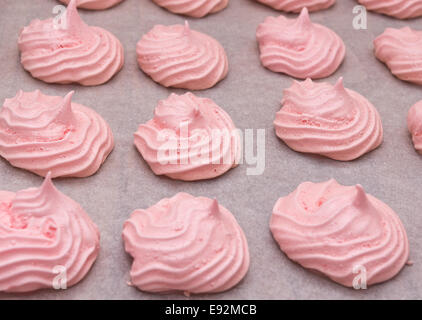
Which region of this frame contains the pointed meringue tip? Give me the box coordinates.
[66,0,78,14]
[334,77,345,91]
[183,20,190,35]
[61,91,74,113]
[303,78,313,85]
[64,90,74,101]
[353,184,367,207]
[66,0,85,29]
[297,7,311,24]
[209,198,219,215]
[56,91,74,123]
[327,178,337,184]
[40,171,56,193]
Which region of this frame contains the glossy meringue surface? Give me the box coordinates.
[257,0,335,12]
[270,179,409,287]
[256,8,345,79]
[134,92,240,181]
[0,173,100,292]
[152,0,229,17]
[407,100,422,153]
[58,0,124,10]
[136,22,228,90]
[18,0,124,86]
[0,90,114,178]
[122,192,249,294]
[358,0,422,19]
[374,27,422,86]
[274,78,383,161]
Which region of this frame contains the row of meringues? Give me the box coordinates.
[0,173,410,293]
[55,0,422,20]
[18,2,422,89]
[1,82,421,180]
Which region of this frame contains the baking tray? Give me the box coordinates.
[0,0,421,300]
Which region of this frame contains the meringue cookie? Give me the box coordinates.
[270,179,409,287]
[257,0,335,12]
[152,0,229,17]
[407,100,422,153]
[0,90,114,178]
[0,173,100,292]
[374,27,422,86]
[136,22,228,90]
[122,192,249,294]
[256,8,345,79]
[274,78,383,161]
[58,0,124,10]
[18,0,124,86]
[134,92,240,181]
[358,0,422,19]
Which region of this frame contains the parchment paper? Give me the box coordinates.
[0,0,421,300]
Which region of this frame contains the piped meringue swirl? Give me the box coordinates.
[0,173,100,292]
[257,0,335,12]
[134,92,240,181]
[18,0,124,86]
[256,8,345,79]
[374,27,422,86]
[122,192,249,294]
[136,22,228,90]
[270,179,409,287]
[152,0,229,17]
[274,78,383,161]
[58,0,125,10]
[407,100,422,153]
[358,0,422,19]
[0,90,114,178]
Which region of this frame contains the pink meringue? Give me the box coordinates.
[0,90,114,178]
[58,0,124,10]
[270,179,409,287]
[0,173,100,292]
[134,92,240,181]
[257,0,335,12]
[18,0,124,86]
[152,0,229,17]
[256,8,345,79]
[358,0,422,19]
[374,27,422,86]
[136,22,228,90]
[274,78,383,161]
[122,192,249,294]
[407,100,422,153]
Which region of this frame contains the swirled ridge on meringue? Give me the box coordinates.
[374,27,422,86]
[257,0,335,12]
[152,0,229,17]
[407,100,422,153]
[122,192,249,294]
[270,179,409,287]
[0,173,100,292]
[18,0,124,86]
[136,21,228,90]
[274,78,383,161]
[58,0,125,10]
[0,90,114,178]
[358,0,422,19]
[134,92,240,181]
[256,8,345,79]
